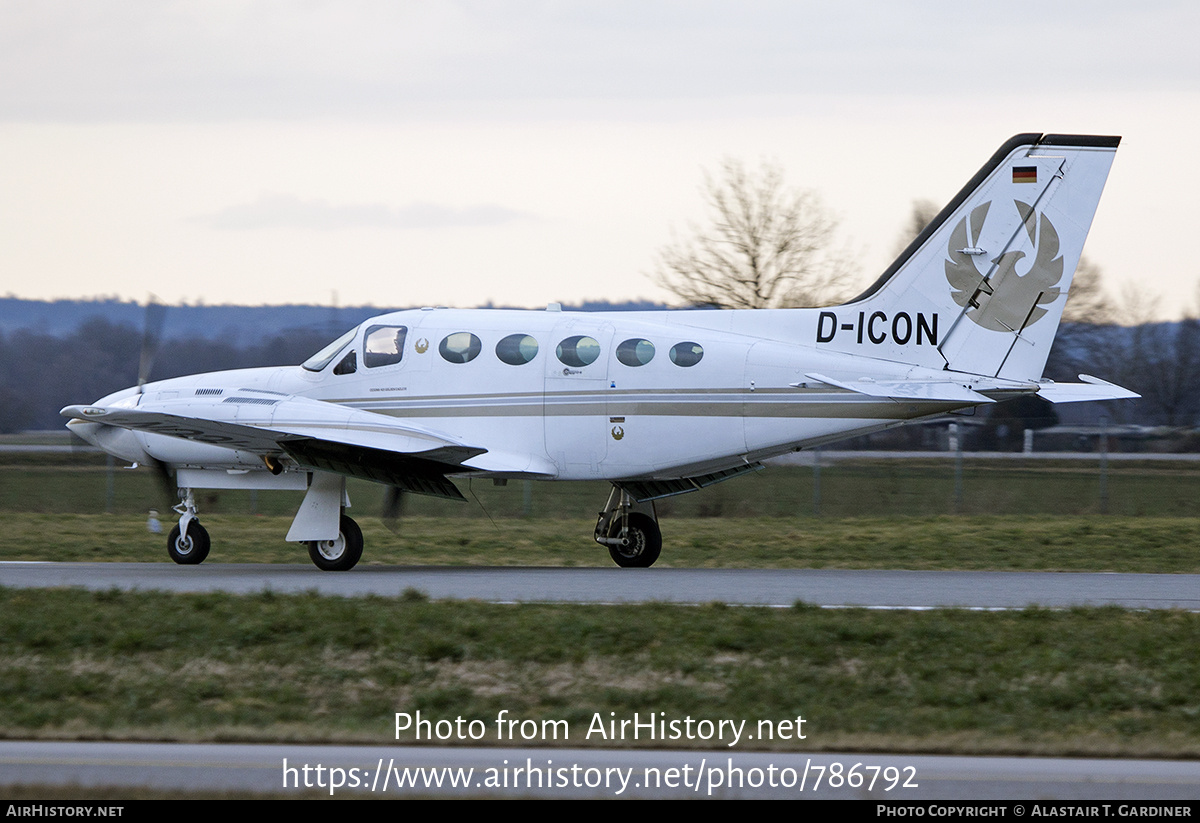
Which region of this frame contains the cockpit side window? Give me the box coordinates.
[363,325,409,368]
[333,350,357,375]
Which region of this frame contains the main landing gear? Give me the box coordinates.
[594,485,661,568]
[307,514,364,572]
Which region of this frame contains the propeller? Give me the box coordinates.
[382,486,406,533]
[148,454,178,509]
[135,295,177,505]
[66,423,93,455]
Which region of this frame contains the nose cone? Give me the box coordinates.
[64,416,152,464]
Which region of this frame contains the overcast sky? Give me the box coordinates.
[1,1,1196,317]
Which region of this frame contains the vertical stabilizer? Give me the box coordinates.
[822,134,1119,380]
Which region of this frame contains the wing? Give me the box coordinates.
[62,390,550,500]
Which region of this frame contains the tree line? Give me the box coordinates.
[0,311,1193,436]
[0,319,331,432]
[3,158,1195,437]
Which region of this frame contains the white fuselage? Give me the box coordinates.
[101,306,975,485]
[59,133,1128,570]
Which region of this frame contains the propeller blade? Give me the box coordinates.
[67,428,92,455]
[148,456,178,509]
[382,486,405,533]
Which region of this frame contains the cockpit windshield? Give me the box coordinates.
[301,327,357,372]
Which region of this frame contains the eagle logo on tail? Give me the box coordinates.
[945,200,1063,332]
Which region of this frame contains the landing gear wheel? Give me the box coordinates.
[606,513,662,568]
[167,521,210,565]
[307,514,364,572]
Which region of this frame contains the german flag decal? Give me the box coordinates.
[1013,166,1037,184]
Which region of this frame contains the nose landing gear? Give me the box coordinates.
[167,488,210,565]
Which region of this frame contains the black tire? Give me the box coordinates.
[307,514,364,571]
[167,521,210,565]
[606,513,662,568]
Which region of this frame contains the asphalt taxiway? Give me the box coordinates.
[2,562,1199,610]
[4,741,1200,800]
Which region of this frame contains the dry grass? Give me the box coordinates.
[4,512,1200,572]
[3,589,1200,758]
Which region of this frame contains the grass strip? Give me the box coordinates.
[5,513,1200,572]
[6,460,1200,519]
[2,587,1199,758]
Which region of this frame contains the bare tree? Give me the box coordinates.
[1062,256,1117,324]
[1121,318,1200,426]
[652,158,857,309]
[1115,279,1161,327]
[1106,281,1200,426]
[1045,256,1118,379]
[1048,276,1200,427]
[891,198,940,258]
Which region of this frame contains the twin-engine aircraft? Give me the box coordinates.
[64,133,1135,570]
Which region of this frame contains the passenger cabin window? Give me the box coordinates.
[496,334,539,365]
[616,338,655,367]
[556,335,601,367]
[439,332,483,364]
[363,325,408,368]
[669,342,704,367]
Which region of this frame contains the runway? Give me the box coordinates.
[5,561,1198,800]
[4,740,1200,800]
[2,561,1199,610]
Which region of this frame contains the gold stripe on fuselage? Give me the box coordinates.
[327,388,968,421]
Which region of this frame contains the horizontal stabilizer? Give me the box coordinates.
[802,373,995,404]
[1036,375,1140,404]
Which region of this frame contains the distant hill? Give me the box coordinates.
[3,298,1165,433]
[0,297,672,343]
